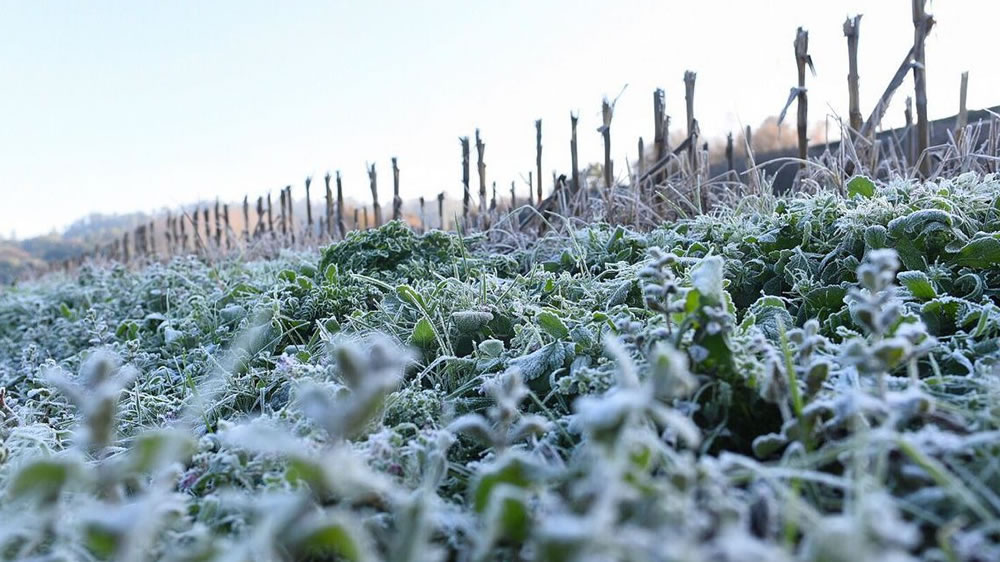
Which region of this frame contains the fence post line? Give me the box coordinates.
[214,199,221,248]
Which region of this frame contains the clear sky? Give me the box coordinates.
[2,0,998,238]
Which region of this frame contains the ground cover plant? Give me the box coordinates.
[2,173,1000,560]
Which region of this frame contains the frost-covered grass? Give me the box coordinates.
[2,175,1000,560]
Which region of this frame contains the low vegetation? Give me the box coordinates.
[2,173,1000,560]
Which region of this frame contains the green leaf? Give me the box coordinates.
[536,311,569,340]
[897,271,937,300]
[451,311,494,334]
[411,317,436,347]
[473,453,535,513]
[10,458,80,504]
[290,512,372,562]
[846,175,876,198]
[951,236,1000,268]
[690,256,725,304]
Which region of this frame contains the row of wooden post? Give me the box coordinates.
[54,2,963,274]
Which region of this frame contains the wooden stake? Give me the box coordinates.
[437,192,445,230]
[353,207,359,231]
[957,71,969,145]
[419,196,426,233]
[653,88,667,165]
[267,193,274,236]
[336,171,346,239]
[214,199,221,247]
[725,132,734,173]
[392,157,402,222]
[475,130,486,217]
[638,137,646,179]
[279,189,287,237]
[684,71,698,174]
[912,0,932,177]
[192,208,201,251]
[844,15,863,135]
[305,176,313,235]
[535,119,543,204]
[223,204,231,249]
[510,180,516,210]
[460,137,470,227]
[324,172,333,239]
[203,207,211,245]
[367,163,381,228]
[286,185,295,244]
[601,98,613,189]
[363,207,369,230]
[905,96,915,164]
[243,196,250,242]
[570,112,580,192]
[794,27,810,169]
[180,214,188,252]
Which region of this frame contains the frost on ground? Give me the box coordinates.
[2,175,1000,560]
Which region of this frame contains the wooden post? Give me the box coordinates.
[149,221,156,255]
[912,0,932,177]
[243,196,250,242]
[419,196,426,233]
[336,171,346,239]
[570,112,580,192]
[214,199,221,248]
[367,163,381,228]
[203,207,211,246]
[684,71,698,174]
[324,172,333,239]
[460,137,470,227]
[192,208,201,251]
[223,204,231,249]
[957,71,969,146]
[638,137,646,179]
[725,132,734,173]
[535,119,543,204]
[305,176,313,236]
[180,214,188,252]
[123,232,130,263]
[844,16,862,135]
[255,196,264,239]
[279,189,287,237]
[510,180,516,210]
[353,207,359,231]
[286,185,295,244]
[392,157,402,222]
[475,130,486,217]
[490,181,497,213]
[905,96,915,164]
[794,27,810,169]
[653,89,667,166]
[363,207,369,230]
[437,192,445,230]
[165,213,173,254]
[601,98,613,189]
[267,193,274,236]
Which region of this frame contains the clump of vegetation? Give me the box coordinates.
[2,174,1000,560]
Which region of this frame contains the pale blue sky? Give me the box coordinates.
[2,1,997,238]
